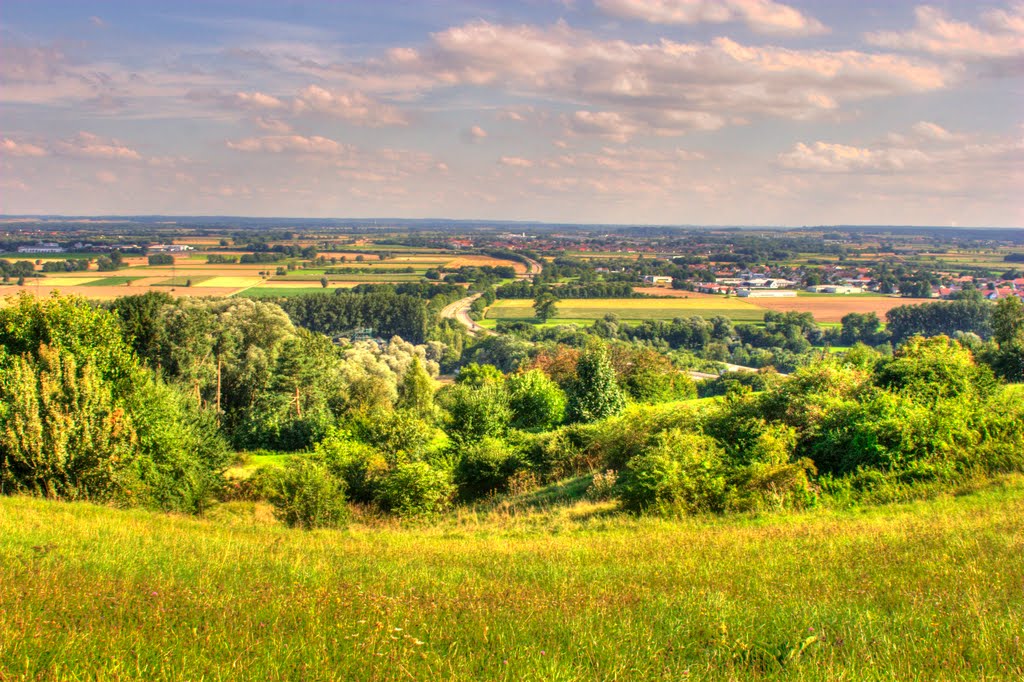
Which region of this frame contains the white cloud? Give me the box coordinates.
[56,132,142,161]
[1,138,48,157]
[778,122,1024,173]
[252,117,293,133]
[340,20,951,135]
[96,170,118,184]
[292,86,408,126]
[468,125,488,139]
[866,4,1024,60]
[499,156,534,167]
[596,0,829,36]
[226,134,351,156]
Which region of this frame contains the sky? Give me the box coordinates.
[1,1,1022,226]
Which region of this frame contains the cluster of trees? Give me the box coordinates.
[887,296,992,344]
[41,259,90,272]
[0,260,37,282]
[2,282,1021,529]
[147,254,174,266]
[280,292,430,343]
[95,251,126,271]
[0,295,231,511]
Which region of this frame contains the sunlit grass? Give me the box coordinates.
[2,477,1023,680]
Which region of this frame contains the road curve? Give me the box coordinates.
[521,256,543,277]
[439,293,492,336]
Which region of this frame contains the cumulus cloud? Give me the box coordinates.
[56,132,142,161]
[292,86,408,126]
[866,4,1024,60]
[1,138,48,157]
[778,122,1024,173]
[339,20,951,135]
[226,134,351,156]
[499,156,534,167]
[596,0,829,36]
[191,86,408,126]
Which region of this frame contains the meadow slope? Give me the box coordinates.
[2,479,1023,681]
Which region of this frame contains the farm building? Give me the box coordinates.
[736,288,797,298]
[806,285,864,294]
[17,242,64,253]
[149,244,194,253]
[642,275,673,287]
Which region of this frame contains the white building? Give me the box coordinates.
[148,244,194,253]
[18,242,64,254]
[806,285,863,294]
[642,275,673,287]
[736,288,797,298]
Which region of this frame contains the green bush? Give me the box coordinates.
[349,409,433,461]
[376,461,454,516]
[507,369,566,431]
[268,458,348,529]
[314,431,388,505]
[453,437,525,500]
[617,430,727,514]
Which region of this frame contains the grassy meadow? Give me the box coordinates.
[2,478,1023,681]
[486,297,768,324]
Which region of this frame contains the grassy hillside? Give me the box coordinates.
[2,478,1023,680]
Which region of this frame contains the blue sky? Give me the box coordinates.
[1,1,1021,225]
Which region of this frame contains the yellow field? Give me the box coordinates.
[446,255,527,272]
[195,276,263,288]
[33,277,102,286]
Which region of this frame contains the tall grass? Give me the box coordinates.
[2,478,1023,680]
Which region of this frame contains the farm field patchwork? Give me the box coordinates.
[487,297,767,322]
[194,276,264,288]
[1,479,1022,680]
[746,295,932,323]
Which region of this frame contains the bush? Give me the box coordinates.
[376,461,454,516]
[349,409,433,461]
[617,430,727,514]
[268,458,348,529]
[586,470,618,501]
[453,437,525,500]
[507,369,566,430]
[314,431,388,505]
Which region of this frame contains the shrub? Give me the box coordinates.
[437,382,512,443]
[586,470,618,501]
[268,458,348,529]
[453,437,525,500]
[314,431,388,504]
[507,369,566,430]
[349,409,433,461]
[617,430,727,514]
[375,461,454,516]
[566,341,626,423]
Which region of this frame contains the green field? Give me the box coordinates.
[2,478,1023,680]
[273,272,426,282]
[487,298,767,323]
[80,276,146,286]
[239,287,337,298]
[150,275,213,287]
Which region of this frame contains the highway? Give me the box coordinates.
[439,292,491,336]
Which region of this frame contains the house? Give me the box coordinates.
[697,283,729,294]
[642,275,673,287]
